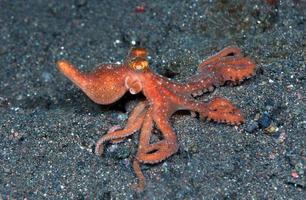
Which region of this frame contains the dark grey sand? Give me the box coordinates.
[0,0,305,199]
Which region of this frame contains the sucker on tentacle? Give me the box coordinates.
[57,46,256,192]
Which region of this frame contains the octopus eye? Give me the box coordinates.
[129,57,149,71]
[129,47,148,58]
[127,47,150,71]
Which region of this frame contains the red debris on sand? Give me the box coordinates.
[135,5,145,13]
[265,0,278,5]
[291,171,299,179]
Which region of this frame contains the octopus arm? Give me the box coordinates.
[136,112,178,164]
[95,101,148,156]
[154,46,256,97]
[133,107,179,191]
[198,46,243,67]
[163,88,244,125]
[190,46,256,94]
[154,74,218,96]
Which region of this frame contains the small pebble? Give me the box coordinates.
[135,5,145,13]
[108,144,118,153]
[117,113,128,121]
[258,112,271,129]
[111,113,127,121]
[0,47,7,55]
[245,120,259,133]
[264,123,278,134]
[114,145,130,159]
[291,171,299,179]
[161,162,169,173]
[273,131,286,143]
[4,168,11,173]
[42,71,53,82]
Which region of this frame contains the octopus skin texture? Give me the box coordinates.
[57,46,256,192]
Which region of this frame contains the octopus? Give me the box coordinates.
[57,46,256,192]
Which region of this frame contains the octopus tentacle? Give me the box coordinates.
[132,159,146,192]
[201,97,244,125]
[133,137,178,193]
[136,111,178,164]
[137,107,154,147]
[135,106,176,163]
[151,72,219,96]
[133,106,179,191]
[198,57,256,83]
[177,97,244,125]
[159,88,244,125]
[198,46,243,68]
[95,101,148,156]
[155,46,255,96]
[132,106,154,192]
[187,47,255,96]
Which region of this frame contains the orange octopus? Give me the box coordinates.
[57,46,256,191]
